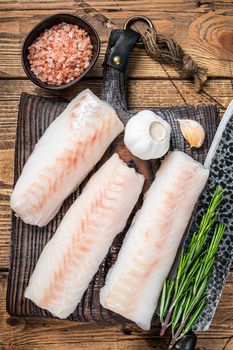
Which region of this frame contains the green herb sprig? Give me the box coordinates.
[159,186,226,348]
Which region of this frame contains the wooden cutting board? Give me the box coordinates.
[7,30,220,323]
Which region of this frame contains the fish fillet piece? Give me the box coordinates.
[11,89,124,227]
[100,150,209,330]
[24,153,145,319]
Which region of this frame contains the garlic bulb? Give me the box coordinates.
[124,110,171,160]
[178,119,205,148]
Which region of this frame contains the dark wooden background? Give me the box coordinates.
[0,1,233,349]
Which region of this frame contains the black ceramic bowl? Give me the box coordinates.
[22,14,100,91]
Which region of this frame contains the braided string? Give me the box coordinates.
[142,27,207,92]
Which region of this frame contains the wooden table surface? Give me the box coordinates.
[1,1,233,349]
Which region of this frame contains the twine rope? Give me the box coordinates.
[142,27,207,92]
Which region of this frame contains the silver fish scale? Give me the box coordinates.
[189,111,233,331]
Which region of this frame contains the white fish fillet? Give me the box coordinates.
[100,150,209,330]
[11,89,124,227]
[24,153,145,319]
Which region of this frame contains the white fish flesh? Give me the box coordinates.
[100,150,209,330]
[11,89,124,227]
[24,153,145,319]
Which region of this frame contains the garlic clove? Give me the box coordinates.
[178,119,205,148]
[124,110,171,160]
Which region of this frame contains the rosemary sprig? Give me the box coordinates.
[159,186,226,347]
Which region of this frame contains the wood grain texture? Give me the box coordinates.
[0,77,232,269]
[0,0,233,78]
[6,29,220,319]
[1,1,233,349]
[1,271,233,349]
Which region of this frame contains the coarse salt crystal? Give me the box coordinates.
[28,22,93,86]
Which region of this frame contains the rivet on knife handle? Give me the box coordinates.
[106,28,140,72]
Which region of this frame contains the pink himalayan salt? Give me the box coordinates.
[28,22,93,86]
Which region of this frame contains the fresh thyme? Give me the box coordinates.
[159,185,226,348]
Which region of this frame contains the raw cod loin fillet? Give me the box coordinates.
[100,151,209,330]
[11,89,124,227]
[25,153,145,318]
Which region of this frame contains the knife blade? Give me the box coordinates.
[193,100,233,331]
[170,99,233,349]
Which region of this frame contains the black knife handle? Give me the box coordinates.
[172,332,197,350]
[106,28,140,72]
